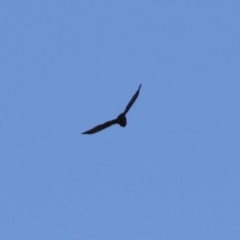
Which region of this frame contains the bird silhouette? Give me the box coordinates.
[82,84,142,134]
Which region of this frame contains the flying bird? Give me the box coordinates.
[82,84,142,134]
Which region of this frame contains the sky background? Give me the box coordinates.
[1,1,240,239]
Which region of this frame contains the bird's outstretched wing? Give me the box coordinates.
[123,84,142,115]
[82,119,118,134]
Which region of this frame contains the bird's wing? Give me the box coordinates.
[82,119,118,134]
[123,84,142,115]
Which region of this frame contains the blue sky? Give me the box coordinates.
[1,1,240,239]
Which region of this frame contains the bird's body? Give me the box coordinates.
[117,113,127,127]
[82,84,141,134]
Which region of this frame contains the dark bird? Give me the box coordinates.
[82,84,142,134]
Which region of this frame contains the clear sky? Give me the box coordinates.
[1,1,240,239]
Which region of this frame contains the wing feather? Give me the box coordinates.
[123,84,142,115]
[82,119,118,134]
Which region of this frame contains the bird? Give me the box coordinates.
[82,84,142,134]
